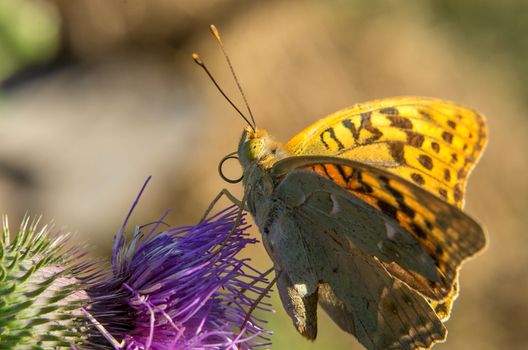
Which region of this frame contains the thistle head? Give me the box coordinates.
[85,179,273,349]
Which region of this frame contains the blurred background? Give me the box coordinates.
[0,0,526,349]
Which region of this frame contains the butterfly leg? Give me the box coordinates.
[240,267,278,329]
[200,188,245,222]
[206,188,251,259]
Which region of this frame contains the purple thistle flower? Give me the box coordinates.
[86,177,272,349]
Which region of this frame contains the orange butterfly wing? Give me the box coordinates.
[272,156,486,302]
[286,97,488,209]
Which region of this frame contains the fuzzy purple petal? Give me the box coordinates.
[87,198,272,350]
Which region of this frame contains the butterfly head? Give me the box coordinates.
[238,126,285,169]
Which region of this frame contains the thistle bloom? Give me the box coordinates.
[86,178,272,349]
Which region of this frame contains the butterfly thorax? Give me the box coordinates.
[237,127,290,236]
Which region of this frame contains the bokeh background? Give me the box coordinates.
[1,0,527,349]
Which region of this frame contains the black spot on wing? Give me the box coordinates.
[406,131,425,147]
[438,188,448,200]
[431,142,440,153]
[379,107,399,115]
[410,222,427,239]
[417,155,434,170]
[388,116,413,129]
[377,200,398,219]
[388,142,406,165]
[454,185,463,202]
[435,303,448,315]
[399,203,416,219]
[335,164,353,183]
[444,169,451,182]
[442,131,453,144]
[320,127,345,150]
[342,119,360,140]
[360,112,383,143]
[457,168,466,180]
[419,110,433,120]
[411,173,425,185]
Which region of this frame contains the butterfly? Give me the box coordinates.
[193,26,487,350]
[235,97,487,350]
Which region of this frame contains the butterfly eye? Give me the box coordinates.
[245,140,261,159]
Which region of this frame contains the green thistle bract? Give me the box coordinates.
[0,216,92,349]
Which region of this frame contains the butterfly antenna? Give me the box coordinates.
[209,24,257,129]
[192,53,255,131]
